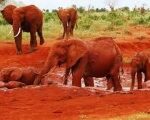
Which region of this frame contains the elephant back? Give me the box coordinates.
[84,37,122,77]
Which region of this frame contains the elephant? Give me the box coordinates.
[1,5,45,54]
[57,7,78,39]
[130,51,150,90]
[0,67,38,85]
[35,37,123,91]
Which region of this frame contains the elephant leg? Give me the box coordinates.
[30,26,37,52]
[61,22,67,39]
[83,76,94,87]
[111,74,122,91]
[137,72,142,89]
[110,66,122,91]
[63,68,70,85]
[110,56,122,91]
[66,21,71,39]
[144,71,150,82]
[37,26,44,45]
[70,21,76,36]
[106,77,113,90]
[72,58,87,87]
[131,71,136,90]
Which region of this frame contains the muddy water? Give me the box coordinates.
[48,67,134,92]
[0,67,145,92]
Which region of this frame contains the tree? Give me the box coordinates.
[0,0,24,7]
[0,0,6,6]
[77,6,85,13]
[140,4,145,15]
[96,8,107,12]
[105,0,118,11]
[0,0,4,3]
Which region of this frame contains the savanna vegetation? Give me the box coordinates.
[0,5,150,41]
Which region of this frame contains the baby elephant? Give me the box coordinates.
[0,67,38,87]
[130,51,150,90]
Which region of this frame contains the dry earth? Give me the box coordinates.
[0,37,150,120]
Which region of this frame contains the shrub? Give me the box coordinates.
[0,15,8,25]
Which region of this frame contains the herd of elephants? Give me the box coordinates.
[0,4,149,91]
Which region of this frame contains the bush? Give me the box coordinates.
[0,15,8,25]
[44,12,57,23]
[1,7,150,40]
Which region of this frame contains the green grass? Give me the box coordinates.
[79,112,150,120]
[107,113,150,120]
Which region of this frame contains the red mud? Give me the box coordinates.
[0,39,150,120]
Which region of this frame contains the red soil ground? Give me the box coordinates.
[0,38,150,120]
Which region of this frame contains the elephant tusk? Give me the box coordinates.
[14,27,21,38]
[8,27,13,36]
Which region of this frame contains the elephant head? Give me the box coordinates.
[42,40,87,74]
[34,40,87,84]
[0,67,22,82]
[130,52,150,90]
[1,5,16,24]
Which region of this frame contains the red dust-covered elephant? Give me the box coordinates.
[0,67,38,89]
[57,7,78,39]
[130,51,150,90]
[35,37,123,91]
[1,5,45,54]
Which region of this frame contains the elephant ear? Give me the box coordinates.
[1,5,16,24]
[66,40,88,68]
[10,68,23,81]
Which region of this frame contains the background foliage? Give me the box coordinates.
[0,4,150,40]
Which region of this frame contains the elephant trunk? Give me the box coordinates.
[34,56,57,85]
[13,20,22,54]
[40,56,57,75]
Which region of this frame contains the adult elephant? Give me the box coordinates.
[35,37,123,91]
[57,7,78,39]
[130,51,150,90]
[1,5,45,54]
